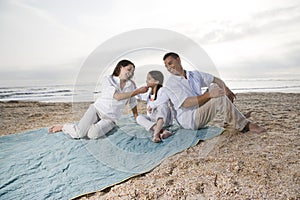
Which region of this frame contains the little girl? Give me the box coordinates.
[49,60,148,139]
[136,70,173,142]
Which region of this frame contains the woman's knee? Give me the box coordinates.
[87,126,105,139]
[87,121,115,139]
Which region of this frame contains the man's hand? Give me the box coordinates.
[208,84,225,98]
[225,87,236,103]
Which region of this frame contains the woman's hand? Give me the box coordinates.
[135,86,149,94]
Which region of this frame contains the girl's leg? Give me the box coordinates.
[136,115,156,131]
[160,129,173,139]
[152,118,164,143]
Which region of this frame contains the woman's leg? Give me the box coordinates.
[86,118,115,139]
[72,104,100,138]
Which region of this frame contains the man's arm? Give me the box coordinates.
[181,85,225,108]
[213,77,236,102]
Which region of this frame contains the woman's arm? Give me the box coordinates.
[131,105,138,119]
[113,86,149,101]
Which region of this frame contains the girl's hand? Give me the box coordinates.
[147,106,152,113]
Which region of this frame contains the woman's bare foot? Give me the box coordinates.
[160,130,173,139]
[48,125,63,133]
[243,122,267,133]
[152,132,161,143]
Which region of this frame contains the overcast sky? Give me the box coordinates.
[1,0,300,87]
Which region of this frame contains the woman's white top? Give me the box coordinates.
[93,75,137,121]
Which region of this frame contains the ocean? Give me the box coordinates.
[0,79,299,102]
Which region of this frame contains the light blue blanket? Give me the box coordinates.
[0,115,223,199]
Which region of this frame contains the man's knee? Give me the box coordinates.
[210,95,227,105]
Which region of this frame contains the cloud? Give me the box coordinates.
[1,0,299,86]
[0,0,90,69]
[193,3,300,44]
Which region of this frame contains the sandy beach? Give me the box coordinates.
[0,93,299,199]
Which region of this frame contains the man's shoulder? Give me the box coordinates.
[166,75,180,84]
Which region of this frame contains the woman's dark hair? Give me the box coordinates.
[112,60,135,76]
[163,52,179,60]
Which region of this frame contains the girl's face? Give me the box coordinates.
[119,64,135,80]
[146,73,159,87]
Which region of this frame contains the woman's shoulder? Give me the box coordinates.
[127,79,137,88]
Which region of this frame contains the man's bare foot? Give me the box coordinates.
[152,132,161,143]
[160,130,173,139]
[244,111,253,118]
[243,122,267,133]
[48,125,63,133]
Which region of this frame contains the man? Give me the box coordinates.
[162,52,266,133]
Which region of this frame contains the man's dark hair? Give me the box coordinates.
[163,52,179,60]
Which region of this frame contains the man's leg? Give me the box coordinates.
[194,96,249,131]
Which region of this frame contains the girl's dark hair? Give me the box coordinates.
[148,70,164,101]
[153,84,163,101]
[112,60,135,76]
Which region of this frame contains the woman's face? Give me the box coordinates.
[119,64,135,80]
[146,73,159,87]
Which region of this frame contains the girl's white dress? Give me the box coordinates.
[136,87,173,131]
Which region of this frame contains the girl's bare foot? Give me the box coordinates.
[160,130,173,139]
[152,132,161,143]
[48,125,63,133]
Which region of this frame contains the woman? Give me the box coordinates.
[49,60,148,139]
[137,70,173,142]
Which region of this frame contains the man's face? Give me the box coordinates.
[164,56,183,76]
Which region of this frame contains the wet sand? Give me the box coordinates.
[0,93,299,199]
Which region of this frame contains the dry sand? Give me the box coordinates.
[0,93,299,199]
